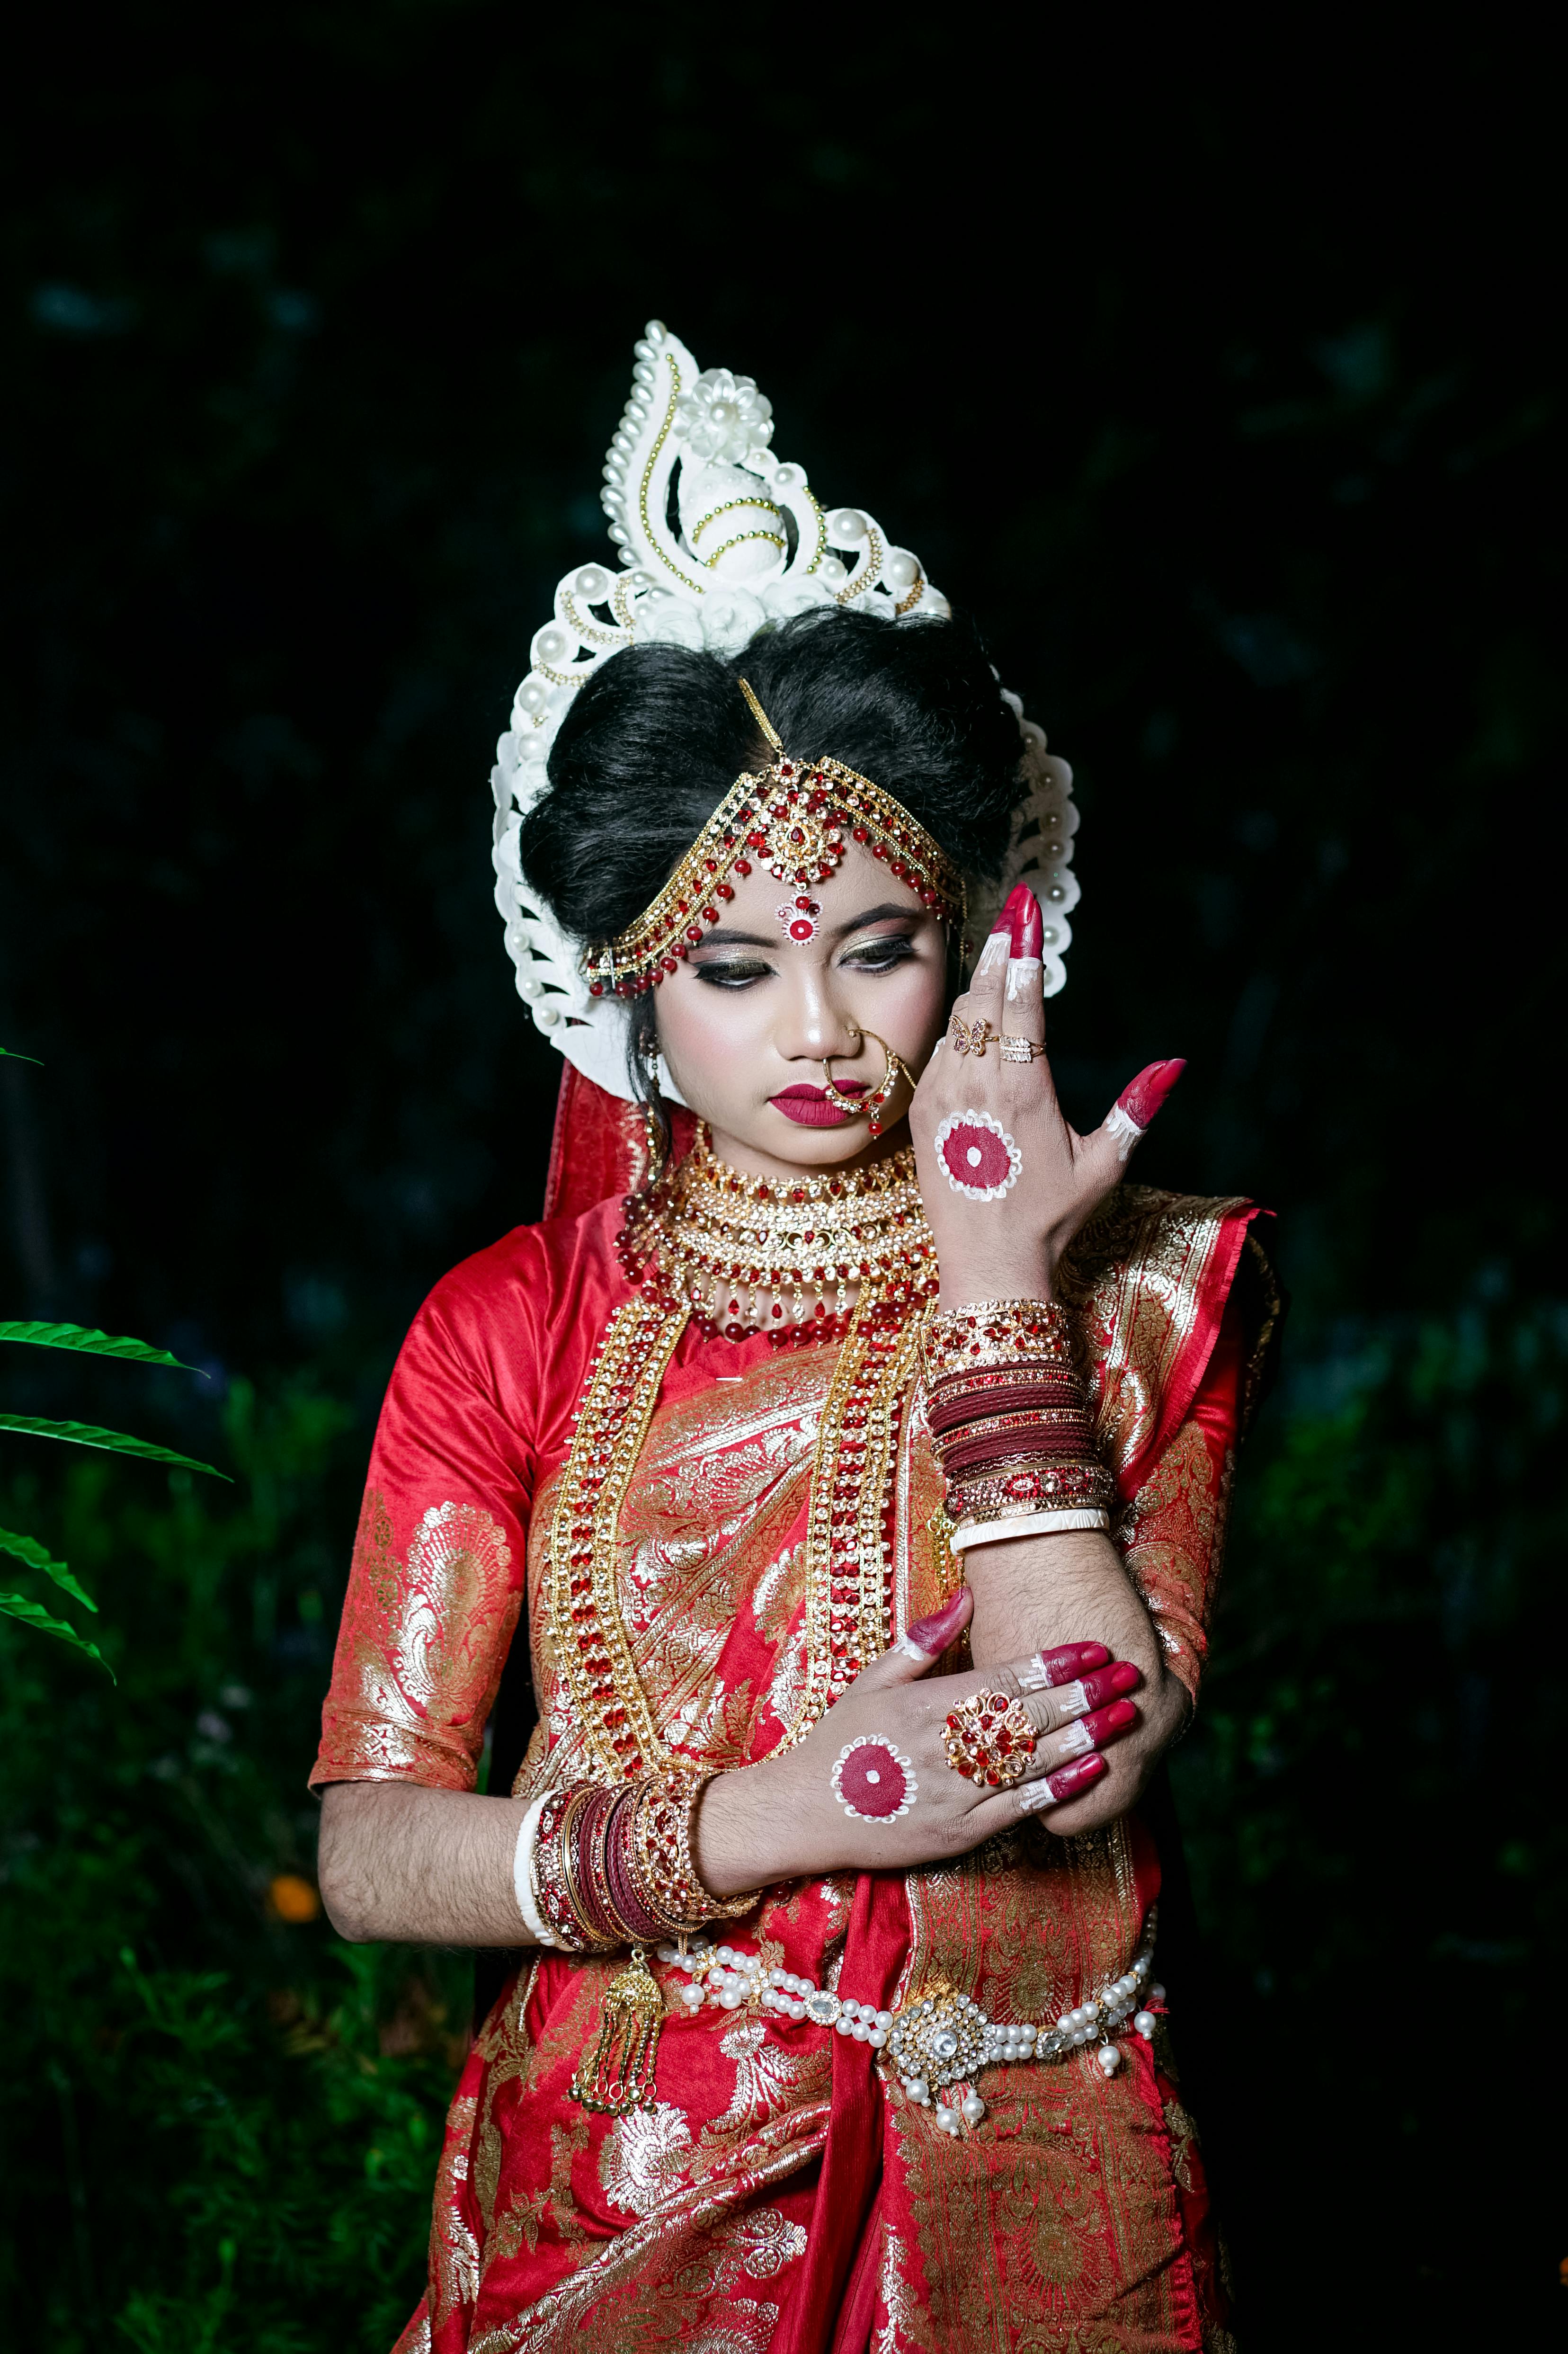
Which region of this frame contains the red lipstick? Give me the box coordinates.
[769,1081,867,1128]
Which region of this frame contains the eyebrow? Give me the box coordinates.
[692,902,927,950]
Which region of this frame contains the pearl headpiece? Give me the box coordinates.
[491,320,1082,1100]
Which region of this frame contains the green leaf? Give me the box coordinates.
[0,1044,43,1064]
[0,1588,114,1676]
[0,1525,98,1611]
[0,1414,229,1479]
[0,1318,197,1371]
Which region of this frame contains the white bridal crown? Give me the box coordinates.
[491,320,1081,1101]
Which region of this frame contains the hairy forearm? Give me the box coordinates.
[691,1754,825,1901]
[317,1780,535,1946]
[964,1531,1161,1677]
[964,1531,1190,1796]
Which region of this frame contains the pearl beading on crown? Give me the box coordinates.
[490,320,1084,1101]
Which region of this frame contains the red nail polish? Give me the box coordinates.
[1115,1059,1186,1131]
[1083,1700,1138,1742]
[994,881,1030,945]
[904,1588,971,1654]
[1046,1753,1107,1802]
[1035,1641,1111,1687]
[1080,1661,1140,1707]
[1015,890,1043,961]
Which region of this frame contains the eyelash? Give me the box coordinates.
[693,935,917,990]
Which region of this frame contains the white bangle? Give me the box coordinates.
[512,1793,561,1947]
[951,1507,1110,1553]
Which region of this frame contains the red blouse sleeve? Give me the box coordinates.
[1115,1240,1276,1703]
[310,1240,544,1793]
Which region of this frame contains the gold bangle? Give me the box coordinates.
[922,1298,1073,1382]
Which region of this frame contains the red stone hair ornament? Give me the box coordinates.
[587,681,965,999]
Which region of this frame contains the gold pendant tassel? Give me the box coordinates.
[570,1948,665,2115]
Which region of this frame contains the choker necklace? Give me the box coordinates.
[618,1123,939,1339]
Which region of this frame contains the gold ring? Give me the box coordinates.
[941,1689,1036,1787]
[998,1035,1046,1063]
[948,1016,994,1057]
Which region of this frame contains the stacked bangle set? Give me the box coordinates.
[922,1299,1114,1552]
[525,1766,758,1952]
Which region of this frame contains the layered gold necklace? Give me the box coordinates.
[552,1134,941,1787]
[617,1122,939,1338]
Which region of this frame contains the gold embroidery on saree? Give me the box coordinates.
[321,1489,517,1786]
[1120,1418,1231,1699]
[599,2100,695,2218]
[705,2016,811,2134]
[1058,1185,1248,1481]
[875,2222,940,2354]
[430,2093,481,2327]
[892,1814,1185,2347]
[468,2132,824,2354]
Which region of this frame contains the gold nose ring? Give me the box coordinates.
[820,1028,913,1141]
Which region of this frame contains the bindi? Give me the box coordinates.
[933,1110,1021,1201]
[776,895,821,944]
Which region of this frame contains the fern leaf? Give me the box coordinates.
[0,1526,98,1611]
[0,1589,114,1676]
[0,1319,195,1371]
[0,1414,227,1479]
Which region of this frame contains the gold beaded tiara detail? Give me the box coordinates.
[586,680,966,1000]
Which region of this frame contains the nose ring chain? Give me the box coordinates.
[820,1027,913,1141]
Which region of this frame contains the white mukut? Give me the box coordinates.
[489,320,1084,1098]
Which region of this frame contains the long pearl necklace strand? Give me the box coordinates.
[655,1936,1164,2136]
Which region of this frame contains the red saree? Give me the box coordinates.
[313,1072,1272,2353]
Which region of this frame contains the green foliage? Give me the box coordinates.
[2,1303,225,1671]
[0,1525,98,1607]
[0,1584,110,1669]
[0,1413,224,1479]
[0,1320,196,1371]
[0,1377,467,2351]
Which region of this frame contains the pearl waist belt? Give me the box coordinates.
[654,1932,1163,2138]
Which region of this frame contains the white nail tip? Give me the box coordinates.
[1102,1104,1144,1163]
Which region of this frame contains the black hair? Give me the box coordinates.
[517,604,1025,1093]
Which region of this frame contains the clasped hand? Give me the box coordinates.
[695,1590,1148,1896]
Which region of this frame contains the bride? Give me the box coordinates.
[313,321,1270,2353]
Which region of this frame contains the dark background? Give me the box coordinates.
[2,10,1564,2349]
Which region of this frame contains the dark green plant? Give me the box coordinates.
[1,1373,466,2350]
[1,1054,227,1674]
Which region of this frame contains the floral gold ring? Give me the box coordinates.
[941,1689,1036,1787]
[948,1016,994,1057]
